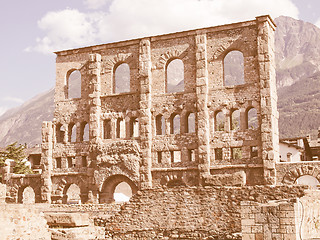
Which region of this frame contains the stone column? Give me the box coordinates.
[256,16,279,185]
[195,33,211,182]
[88,53,102,144]
[40,121,53,203]
[138,38,153,189]
[88,53,102,204]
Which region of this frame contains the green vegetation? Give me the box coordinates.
[0,142,33,175]
[278,72,320,139]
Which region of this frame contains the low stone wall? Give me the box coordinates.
[0,204,51,240]
[241,200,299,240]
[96,185,307,239]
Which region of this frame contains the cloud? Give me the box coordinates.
[26,9,103,53]
[0,107,8,117]
[3,97,24,104]
[28,0,299,54]
[84,0,111,9]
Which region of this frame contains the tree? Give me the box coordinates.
[0,142,33,174]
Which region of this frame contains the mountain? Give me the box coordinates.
[0,16,320,146]
[0,89,54,147]
[275,16,320,88]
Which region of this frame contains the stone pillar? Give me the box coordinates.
[195,33,211,182]
[138,38,153,189]
[88,53,102,144]
[256,16,279,185]
[40,121,53,203]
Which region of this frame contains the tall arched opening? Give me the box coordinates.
[18,186,35,204]
[62,183,81,204]
[99,175,137,203]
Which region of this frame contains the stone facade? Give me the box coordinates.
[15,15,278,204]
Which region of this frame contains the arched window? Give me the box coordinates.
[19,186,35,204]
[103,119,112,139]
[116,118,125,138]
[247,107,258,129]
[295,175,319,189]
[230,109,240,130]
[100,175,137,203]
[67,70,81,99]
[224,51,244,86]
[215,111,225,131]
[166,59,184,93]
[56,123,65,143]
[114,63,130,94]
[156,115,165,135]
[64,184,81,204]
[68,123,77,142]
[170,114,180,134]
[80,122,89,141]
[129,117,139,138]
[186,112,195,133]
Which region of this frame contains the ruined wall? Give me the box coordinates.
[241,200,299,240]
[276,162,320,185]
[36,15,279,203]
[95,185,306,239]
[0,204,51,240]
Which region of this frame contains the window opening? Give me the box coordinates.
[215,111,225,131]
[156,115,165,135]
[166,59,184,93]
[186,113,195,133]
[67,70,81,99]
[231,109,240,130]
[224,51,244,86]
[114,63,130,93]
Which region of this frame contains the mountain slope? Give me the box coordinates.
[0,89,54,146]
[275,16,320,88]
[278,72,320,138]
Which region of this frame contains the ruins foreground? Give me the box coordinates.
[1,15,320,239]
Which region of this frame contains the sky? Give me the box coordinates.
[0,0,320,116]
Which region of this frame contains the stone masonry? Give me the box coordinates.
[4,15,279,204]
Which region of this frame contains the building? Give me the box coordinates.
[5,15,279,204]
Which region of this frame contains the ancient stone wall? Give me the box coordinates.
[276,161,320,185]
[36,15,279,204]
[0,204,51,240]
[241,200,299,240]
[95,185,306,239]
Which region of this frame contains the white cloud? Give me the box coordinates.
[26,9,103,53]
[28,0,299,54]
[0,107,8,117]
[3,97,24,104]
[84,0,110,9]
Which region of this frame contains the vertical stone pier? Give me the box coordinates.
[256,16,279,185]
[138,38,153,188]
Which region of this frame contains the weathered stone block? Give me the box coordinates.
[44,212,90,227]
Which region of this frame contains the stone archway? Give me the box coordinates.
[62,183,81,204]
[282,165,320,185]
[18,186,35,204]
[295,175,319,188]
[99,174,138,203]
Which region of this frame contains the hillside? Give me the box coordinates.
[0,16,320,146]
[278,72,320,138]
[0,89,54,146]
